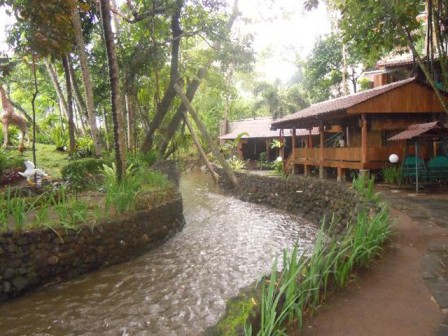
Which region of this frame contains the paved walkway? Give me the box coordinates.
[295,184,448,336]
[379,186,448,335]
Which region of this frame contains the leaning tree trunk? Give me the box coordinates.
[61,55,77,155]
[99,0,126,181]
[71,0,103,157]
[68,60,88,120]
[140,0,184,153]
[383,0,448,115]
[174,83,238,186]
[158,0,240,157]
[44,59,69,119]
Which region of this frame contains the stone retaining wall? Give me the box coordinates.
[152,160,180,188]
[218,170,369,231]
[0,197,185,302]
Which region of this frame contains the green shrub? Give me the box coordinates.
[50,125,69,150]
[0,150,25,183]
[72,136,94,158]
[257,152,274,170]
[61,158,108,190]
[0,151,6,176]
[127,150,158,168]
[381,166,401,184]
[227,156,246,172]
[273,157,284,176]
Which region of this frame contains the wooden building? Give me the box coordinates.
[219,118,319,161]
[271,77,447,181]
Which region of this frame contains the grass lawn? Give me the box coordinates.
[6,143,69,179]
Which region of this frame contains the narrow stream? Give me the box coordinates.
[0,172,318,336]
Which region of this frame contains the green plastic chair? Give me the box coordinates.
[401,155,427,182]
[427,156,448,181]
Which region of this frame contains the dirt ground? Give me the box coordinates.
[293,188,448,336]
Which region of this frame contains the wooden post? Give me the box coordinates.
[174,83,238,186]
[337,167,346,182]
[308,128,313,148]
[182,113,219,183]
[266,139,270,160]
[279,129,285,159]
[361,114,368,166]
[346,126,350,147]
[304,164,310,176]
[292,128,296,160]
[433,140,437,157]
[319,123,325,179]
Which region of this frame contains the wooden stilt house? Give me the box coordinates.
[271,77,447,181]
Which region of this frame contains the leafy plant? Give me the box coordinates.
[32,203,50,227]
[257,152,274,170]
[381,166,401,184]
[61,158,108,190]
[270,139,284,149]
[50,125,69,150]
[73,136,94,158]
[102,163,140,215]
[273,157,284,176]
[243,180,392,334]
[227,156,246,172]
[4,188,27,230]
[127,150,158,168]
[352,173,380,202]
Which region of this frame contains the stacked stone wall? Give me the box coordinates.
[0,197,185,302]
[218,171,369,231]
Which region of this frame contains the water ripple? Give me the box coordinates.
[0,172,318,335]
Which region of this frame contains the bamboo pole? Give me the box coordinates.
[182,112,219,183]
[174,83,238,186]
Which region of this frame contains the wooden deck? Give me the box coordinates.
[288,145,404,171]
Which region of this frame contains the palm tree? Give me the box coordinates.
[99,0,126,180]
[70,0,103,157]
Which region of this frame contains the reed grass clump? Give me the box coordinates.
[381,166,401,184]
[0,161,171,233]
[242,174,392,335]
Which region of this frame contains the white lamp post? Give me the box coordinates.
[389,154,399,163]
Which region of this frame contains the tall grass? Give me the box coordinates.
[245,174,392,335]
[381,166,401,184]
[102,163,141,214]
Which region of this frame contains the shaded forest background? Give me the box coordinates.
[0,0,446,179]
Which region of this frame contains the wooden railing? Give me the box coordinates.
[290,145,403,164]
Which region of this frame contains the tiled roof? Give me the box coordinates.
[272,77,416,129]
[219,118,283,140]
[376,53,416,68]
[388,121,448,141]
[219,118,319,140]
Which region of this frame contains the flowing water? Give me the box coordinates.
[0,172,318,336]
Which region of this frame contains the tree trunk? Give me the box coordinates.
[183,112,219,183]
[44,59,69,119]
[157,0,240,156]
[73,99,87,135]
[68,59,88,119]
[100,0,127,180]
[342,43,349,95]
[71,0,103,157]
[174,83,237,186]
[101,107,111,151]
[125,92,136,152]
[31,56,38,167]
[140,0,184,153]
[67,56,87,136]
[61,55,77,155]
